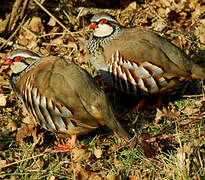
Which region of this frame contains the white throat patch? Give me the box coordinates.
[93,23,113,37]
[11,61,28,74]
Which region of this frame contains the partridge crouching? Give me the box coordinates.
[87,13,205,111]
[6,49,131,151]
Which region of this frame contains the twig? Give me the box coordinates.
[20,0,29,20]
[33,0,70,33]
[0,16,26,50]
[77,7,84,19]
[39,32,70,37]
[8,0,23,31]
[0,152,45,169]
[22,26,38,39]
[183,94,205,98]
[38,28,89,37]
[42,43,70,47]
[1,135,47,169]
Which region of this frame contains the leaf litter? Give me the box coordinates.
[0,0,205,179]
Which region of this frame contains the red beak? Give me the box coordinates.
[89,22,98,29]
[4,59,14,65]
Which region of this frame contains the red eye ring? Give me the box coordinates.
[99,19,108,25]
[14,56,24,62]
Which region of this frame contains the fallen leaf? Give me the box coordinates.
[157,7,166,16]
[51,37,64,45]
[10,175,19,180]
[176,143,191,172]
[72,147,91,161]
[47,17,56,27]
[67,41,78,50]
[88,174,102,180]
[182,105,199,115]
[6,119,17,132]
[153,20,166,32]
[16,123,32,142]
[113,155,121,169]
[0,14,10,34]
[73,162,90,179]
[0,159,7,170]
[94,147,102,159]
[48,175,56,180]
[29,16,45,34]
[129,176,138,180]
[126,2,137,10]
[0,94,7,106]
[153,108,164,124]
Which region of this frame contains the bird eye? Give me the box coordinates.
[14,56,24,62]
[99,19,108,24]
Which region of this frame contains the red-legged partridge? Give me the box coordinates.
[6,49,131,151]
[87,13,205,111]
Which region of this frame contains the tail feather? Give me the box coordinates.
[191,63,205,79]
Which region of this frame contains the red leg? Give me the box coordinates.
[133,98,147,113]
[146,94,164,109]
[54,135,77,153]
[133,94,165,112]
[156,94,164,108]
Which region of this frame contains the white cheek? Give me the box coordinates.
[11,62,28,74]
[94,24,113,37]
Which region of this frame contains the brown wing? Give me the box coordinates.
[105,28,192,78]
[17,56,104,135]
[16,56,130,139]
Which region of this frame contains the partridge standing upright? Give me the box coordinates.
[87,13,205,111]
[6,49,131,151]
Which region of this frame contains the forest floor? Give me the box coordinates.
[0,0,205,179]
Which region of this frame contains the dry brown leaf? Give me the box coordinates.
[16,123,34,142]
[47,17,56,27]
[0,159,7,170]
[73,162,91,179]
[0,14,10,34]
[157,7,166,16]
[129,176,138,180]
[0,94,7,106]
[182,105,199,115]
[113,155,121,169]
[51,37,64,45]
[9,175,20,180]
[159,0,171,7]
[67,41,78,50]
[153,20,166,32]
[93,147,102,159]
[88,173,102,180]
[29,16,45,34]
[22,112,36,125]
[106,171,115,180]
[153,108,164,124]
[47,175,56,180]
[72,147,91,161]
[6,119,17,132]
[126,2,137,10]
[18,34,29,46]
[176,143,191,172]
[30,157,45,170]
[139,139,156,158]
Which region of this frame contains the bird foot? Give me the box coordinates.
[53,135,77,153]
[133,95,164,112]
[146,95,164,110]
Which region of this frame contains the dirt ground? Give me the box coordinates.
[0,0,205,179]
